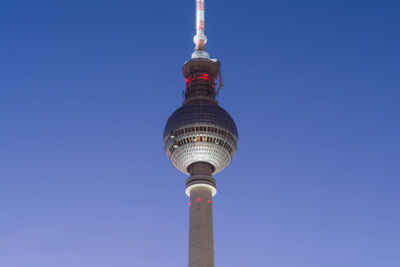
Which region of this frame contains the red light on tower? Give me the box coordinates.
[196,198,201,202]
[197,73,209,80]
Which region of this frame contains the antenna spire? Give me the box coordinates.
[192,0,210,59]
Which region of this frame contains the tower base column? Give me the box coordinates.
[186,162,216,267]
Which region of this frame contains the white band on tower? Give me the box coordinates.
[186,183,217,197]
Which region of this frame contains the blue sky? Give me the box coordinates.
[1,0,399,266]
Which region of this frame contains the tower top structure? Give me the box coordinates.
[163,0,237,177]
[192,0,210,59]
[165,56,237,177]
[163,1,238,266]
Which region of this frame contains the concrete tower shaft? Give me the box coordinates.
[188,186,214,267]
[187,162,215,267]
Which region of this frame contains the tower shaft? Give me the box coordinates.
[189,186,214,267]
[187,162,216,267]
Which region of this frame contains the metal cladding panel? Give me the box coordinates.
[163,103,238,174]
[163,103,238,139]
[170,143,231,175]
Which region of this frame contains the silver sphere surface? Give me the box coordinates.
[163,103,238,175]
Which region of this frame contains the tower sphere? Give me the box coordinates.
[163,103,238,175]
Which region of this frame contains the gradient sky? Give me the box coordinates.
[1,0,399,266]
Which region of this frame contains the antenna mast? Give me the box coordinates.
[192,0,210,59]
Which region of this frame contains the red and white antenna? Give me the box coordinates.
[194,0,206,50]
[192,0,210,59]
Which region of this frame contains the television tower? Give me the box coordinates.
[163,1,238,266]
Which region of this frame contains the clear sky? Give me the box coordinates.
[1,0,399,266]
